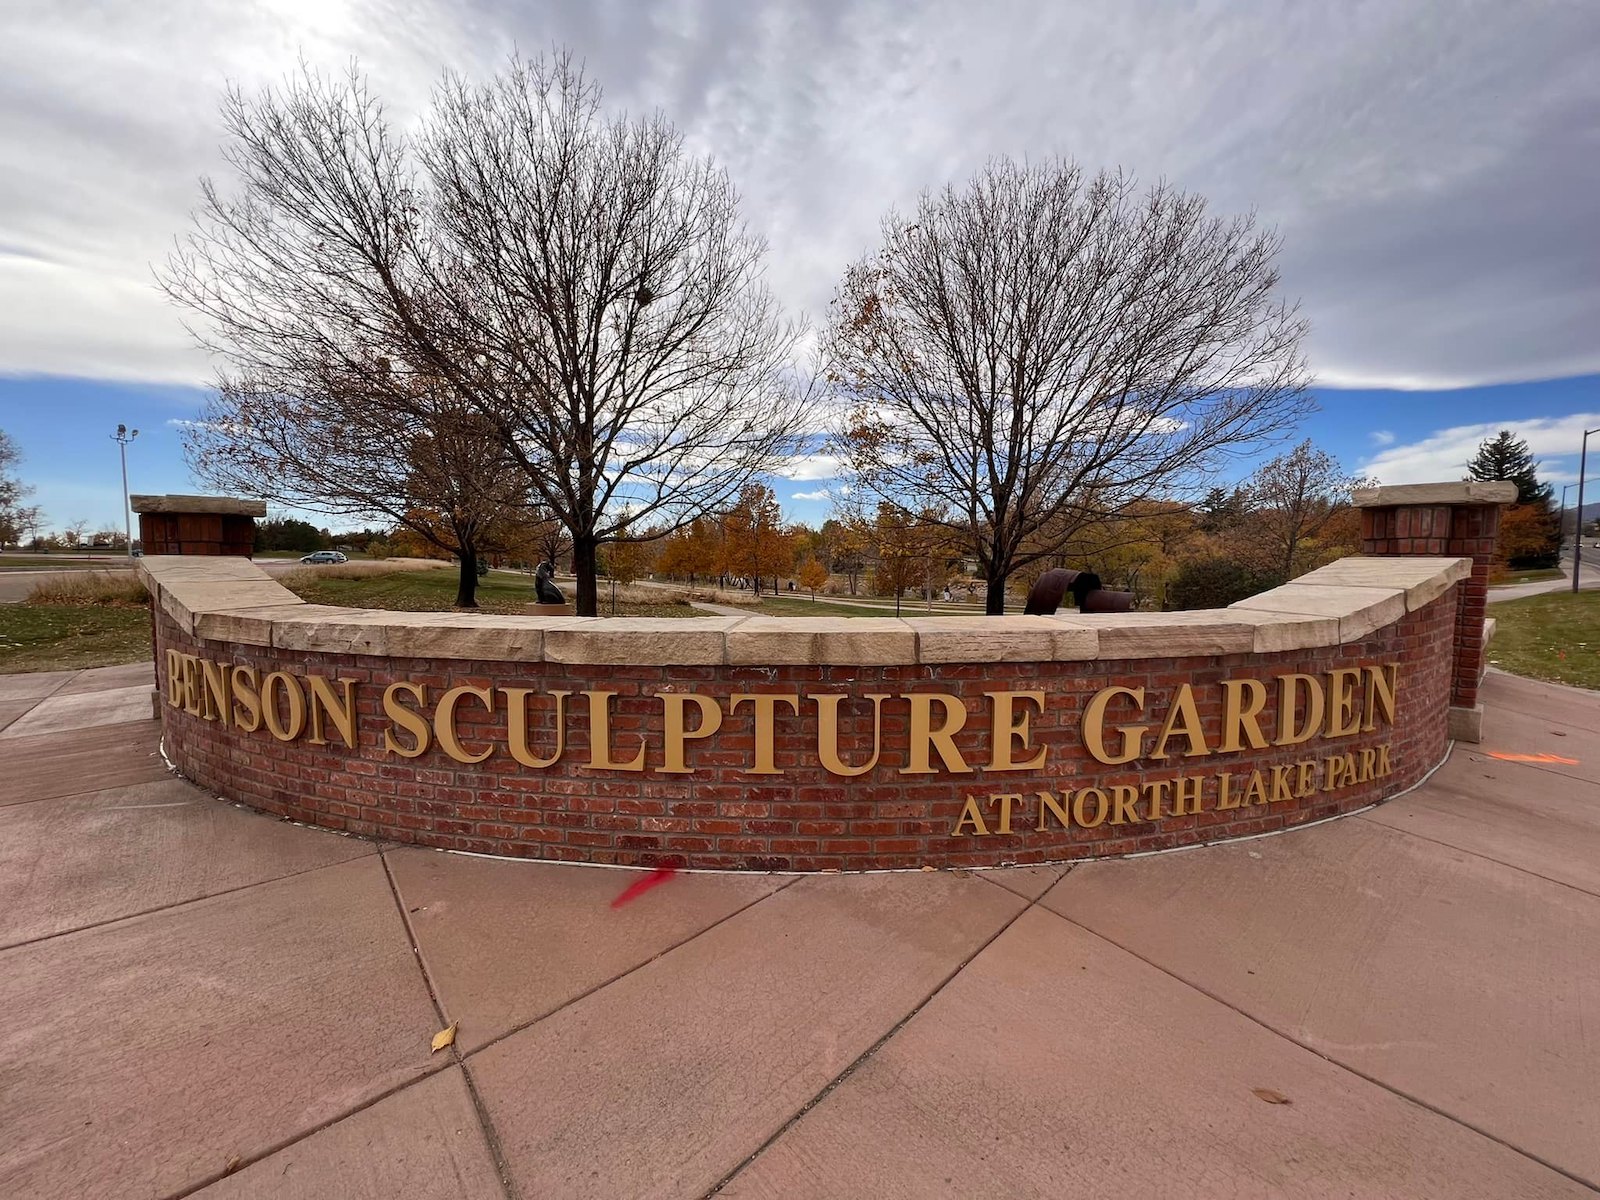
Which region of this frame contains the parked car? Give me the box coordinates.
[299,550,349,564]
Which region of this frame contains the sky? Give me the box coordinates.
[2,0,1598,533]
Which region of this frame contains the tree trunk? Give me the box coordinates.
[985,572,1007,616]
[573,534,599,617]
[455,548,478,608]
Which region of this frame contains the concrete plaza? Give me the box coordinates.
[0,662,1595,1198]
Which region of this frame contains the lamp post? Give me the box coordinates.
[1576,426,1600,594]
[111,424,139,558]
[1559,481,1597,553]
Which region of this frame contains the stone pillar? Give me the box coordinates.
[1353,481,1516,742]
[130,495,267,556]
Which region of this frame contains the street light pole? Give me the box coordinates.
[1576,427,1600,594]
[111,424,139,558]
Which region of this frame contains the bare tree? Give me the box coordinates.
[1243,440,1367,580]
[0,431,33,548]
[829,158,1312,614]
[184,368,527,606]
[162,54,810,616]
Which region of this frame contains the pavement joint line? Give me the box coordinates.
[1033,902,1600,1196]
[0,847,381,955]
[158,1060,460,1200]
[379,849,521,1200]
[1352,814,1600,901]
[459,873,807,1063]
[701,869,1065,1198]
[0,763,171,811]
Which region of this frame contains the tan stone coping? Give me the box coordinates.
[130,494,269,516]
[136,554,1472,667]
[1352,481,1516,508]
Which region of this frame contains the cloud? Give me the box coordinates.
[790,488,831,502]
[1,2,1598,391]
[773,452,842,482]
[1360,413,1600,485]
[1369,430,1395,446]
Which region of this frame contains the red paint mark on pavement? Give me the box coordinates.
[1487,752,1580,765]
[611,866,679,908]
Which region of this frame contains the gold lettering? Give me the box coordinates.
[1143,778,1171,820]
[730,693,800,775]
[1271,764,1295,802]
[901,692,971,775]
[1217,771,1240,809]
[952,796,989,836]
[1322,754,1347,792]
[200,658,230,724]
[1036,790,1071,830]
[436,684,494,764]
[1151,685,1210,759]
[1081,685,1147,765]
[1072,786,1109,828]
[1219,679,1269,753]
[813,693,887,778]
[1171,774,1205,815]
[260,671,306,742]
[1377,744,1392,777]
[383,682,431,758]
[1362,664,1399,731]
[181,654,202,717]
[1276,674,1325,746]
[585,690,647,772]
[986,691,1046,772]
[1359,747,1376,784]
[230,664,261,732]
[504,688,568,769]
[989,793,1021,834]
[1110,785,1141,825]
[306,676,358,748]
[165,649,184,708]
[1327,668,1363,738]
[658,692,722,774]
[1243,770,1269,806]
[1296,758,1317,796]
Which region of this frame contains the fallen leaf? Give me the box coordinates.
[1252,1087,1292,1105]
[223,1155,242,1175]
[431,1021,459,1053]
[919,865,937,872]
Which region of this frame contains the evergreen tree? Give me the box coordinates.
[1466,430,1552,505]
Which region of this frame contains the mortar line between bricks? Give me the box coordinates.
[1352,814,1600,900]
[461,873,806,1062]
[1034,902,1600,1197]
[379,848,521,1200]
[0,848,381,955]
[701,869,1067,1197]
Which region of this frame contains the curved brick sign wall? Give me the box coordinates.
[140,554,1468,871]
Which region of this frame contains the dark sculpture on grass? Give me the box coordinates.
[1024,568,1135,615]
[534,562,565,605]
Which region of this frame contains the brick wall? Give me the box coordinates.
[154,587,1457,872]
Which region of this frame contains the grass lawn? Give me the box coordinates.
[0,554,138,571]
[286,568,704,618]
[747,593,976,618]
[1489,591,1600,690]
[1491,567,1564,587]
[0,604,151,674]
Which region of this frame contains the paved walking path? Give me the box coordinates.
[1,663,1597,1198]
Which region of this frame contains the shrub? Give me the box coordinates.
[1167,558,1282,611]
[26,571,149,607]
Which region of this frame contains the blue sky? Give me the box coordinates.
[4,373,1596,535]
[2,2,1598,535]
